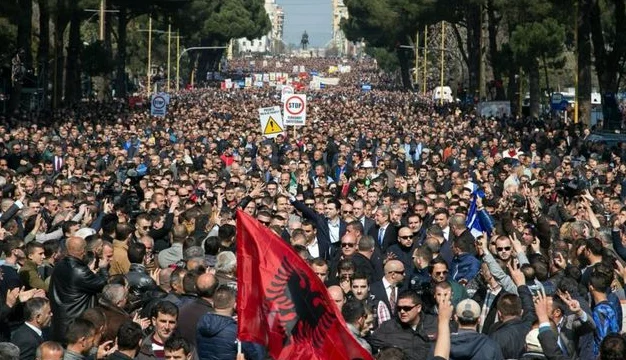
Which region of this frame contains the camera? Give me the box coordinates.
[555,179,585,202]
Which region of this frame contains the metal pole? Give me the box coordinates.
[167,21,171,92]
[415,30,419,87]
[99,0,105,41]
[574,0,579,124]
[518,70,523,118]
[147,17,152,97]
[439,22,445,105]
[176,31,180,92]
[423,25,428,95]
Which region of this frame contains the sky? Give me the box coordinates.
[277,0,333,48]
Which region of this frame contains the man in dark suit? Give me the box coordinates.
[352,199,375,235]
[290,196,346,258]
[11,297,51,360]
[368,205,398,253]
[369,259,406,324]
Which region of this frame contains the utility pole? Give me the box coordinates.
[574,0,579,124]
[176,32,181,92]
[99,0,105,41]
[167,20,171,92]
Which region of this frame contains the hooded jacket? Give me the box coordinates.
[448,329,503,360]
[196,313,262,360]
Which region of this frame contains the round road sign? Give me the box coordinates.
[152,95,166,109]
[285,95,305,116]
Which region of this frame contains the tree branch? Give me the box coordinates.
[451,23,470,69]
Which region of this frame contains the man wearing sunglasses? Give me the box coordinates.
[370,290,437,360]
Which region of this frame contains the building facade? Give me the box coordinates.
[332,0,349,56]
[237,0,285,54]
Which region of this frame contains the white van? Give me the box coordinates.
[433,86,454,103]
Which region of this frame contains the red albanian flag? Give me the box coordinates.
[236,210,374,360]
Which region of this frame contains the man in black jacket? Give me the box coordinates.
[488,262,537,359]
[370,290,437,360]
[11,297,51,360]
[49,236,109,342]
[126,242,159,306]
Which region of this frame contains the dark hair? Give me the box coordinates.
[428,257,448,273]
[599,333,626,360]
[43,241,60,258]
[25,241,43,257]
[496,293,522,317]
[218,224,236,241]
[2,238,22,257]
[351,272,369,283]
[397,290,422,305]
[182,269,201,294]
[115,223,135,241]
[204,236,220,256]
[23,297,49,322]
[65,318,96,344]
[127,241,146,264]
[342,299,366,324]
[213,285,236,310]
[152,300,179,319]
[164,336,192,356]
[589,270,612,293]
[585,237,604,256]
[116,321,143,351]
[62,221,79,235]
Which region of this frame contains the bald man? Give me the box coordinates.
[35,341,63,360]
[178,272,218,346]
[370,260,406,318]
[49,237,108,342]
[328,285,346,311]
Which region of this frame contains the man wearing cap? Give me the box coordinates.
[446,299,503,360]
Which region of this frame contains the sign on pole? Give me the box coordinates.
[259,106,285,138]
[283,94,307,126]
[281,85,294,103]
[150,93,169,117]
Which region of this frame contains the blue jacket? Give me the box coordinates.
[451,253,481,283]
[196,313,263,360]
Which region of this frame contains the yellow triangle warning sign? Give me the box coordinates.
[263,116,284,135]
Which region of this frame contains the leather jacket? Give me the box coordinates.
[126,263,158,300]
[49,255,108,342]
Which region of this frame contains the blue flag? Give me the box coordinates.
[466,189,486,238]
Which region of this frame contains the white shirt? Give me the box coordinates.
[307,238,320,258]
[328,219,340,244]
[382,277,395,303]
[442,226,450,241]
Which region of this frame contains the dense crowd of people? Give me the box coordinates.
[0,55,625,360]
